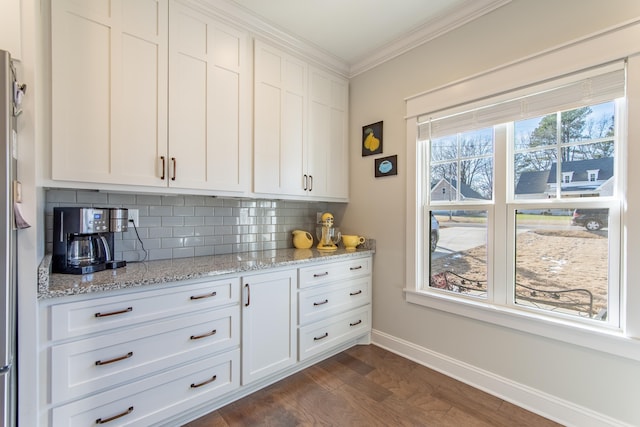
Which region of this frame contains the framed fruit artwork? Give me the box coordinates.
[362,121,383,156]
[375,155,397,178]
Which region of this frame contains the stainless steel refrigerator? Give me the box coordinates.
[0,48,22,427]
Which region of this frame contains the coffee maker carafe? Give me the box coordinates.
[53,207,128,274]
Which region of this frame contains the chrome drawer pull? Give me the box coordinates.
[191,375,217,389]
[349,290,363,296]
[313,332,329,341]
[95,352,133,366]
[350,265,363,271]
[190,291,217,300]
[94,307,132,318]
[313,272,329,278]
[350,320,363,327]
[190,329,217,340]
[95,406,133,424]
[313,299,329,306]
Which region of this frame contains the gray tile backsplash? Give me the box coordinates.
[45,189,333,262]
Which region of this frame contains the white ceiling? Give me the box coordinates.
[228,0,511,76]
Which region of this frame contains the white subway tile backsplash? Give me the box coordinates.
[45,189,335,263]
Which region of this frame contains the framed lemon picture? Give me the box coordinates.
[362,121,383,156]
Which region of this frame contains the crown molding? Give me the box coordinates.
[349,0,512,77]
[179,0,511,79]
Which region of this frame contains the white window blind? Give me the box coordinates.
[418,62,625,140]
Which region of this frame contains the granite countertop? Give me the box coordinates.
[38,247,375,299]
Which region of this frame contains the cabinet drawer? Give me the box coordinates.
[298,305,370,361]
[298,256,371,289]
[51,306,239,404]
[52,349,240,427]
[298,276,370,325]
[49,277,240,341]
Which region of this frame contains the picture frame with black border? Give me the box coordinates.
[362,121,383,156]
[375,155,397,178]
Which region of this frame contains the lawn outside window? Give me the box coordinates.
[404,22,640,360]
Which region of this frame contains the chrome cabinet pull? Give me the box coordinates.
[190,329,217,340]
[349,290,363,296]
[160,156,166,180]
[244,283,250,307]
[191,375,217,389]
[308,175,313,191]
[190,291,217,300]
[94,307,132,318]
[314,332,329,341]
[303,174,308,190]
[350,265,363,271]
[350,320,362,327]
[313,272,329,278]
[171,157,176,181]
[96,406,134,424]
[313,299,329,306]
[95,352,133,366]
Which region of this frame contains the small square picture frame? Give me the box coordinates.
[362,121,383,156]
[375,155,398,178]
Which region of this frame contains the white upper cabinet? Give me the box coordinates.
[51,0,251,195]
[51,0,169,187]
[168,2,250,193]
[253,41,349,201]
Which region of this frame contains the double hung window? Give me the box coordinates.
[415,63,625,326]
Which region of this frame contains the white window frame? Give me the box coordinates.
[405,21,640,362]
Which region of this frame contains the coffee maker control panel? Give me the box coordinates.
[80,208,109,233]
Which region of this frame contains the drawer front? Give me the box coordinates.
[298,276,370,325]
[298,256,371,289]
[51,306,239,404]
[298,305,370,361]
[51,349,240,427]
[50,278,240,341]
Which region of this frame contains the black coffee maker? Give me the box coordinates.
[52,207,128,274]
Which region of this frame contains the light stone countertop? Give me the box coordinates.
[38,246,375,299]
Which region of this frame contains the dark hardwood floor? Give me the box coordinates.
[184,345,561,427]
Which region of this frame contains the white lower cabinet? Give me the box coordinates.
[40,255,372,425]
[241,269,297,385]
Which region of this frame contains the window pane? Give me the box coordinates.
[514,209,608,320]
[514,149,556,199]
[561,102,614,143]
[514,113,557,151]
[430,162,457,202]
[429,211,487,298]
[461,159,492,200]
[431,135,457,162]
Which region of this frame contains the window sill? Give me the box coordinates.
[404,288,640,362]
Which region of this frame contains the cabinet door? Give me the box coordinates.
[51,0,168,186]
[308,67,349,200]
[168,2,250,193]
[241,269,297,385]
[253,41,307,197]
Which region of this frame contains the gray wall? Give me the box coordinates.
[342,0,640,425]
[45,189,333,261]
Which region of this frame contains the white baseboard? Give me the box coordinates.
[371,329,630,427]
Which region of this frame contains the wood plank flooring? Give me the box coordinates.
[184,344,561,427]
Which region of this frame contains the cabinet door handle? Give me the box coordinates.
[95,351,133,366]
[96,406,134,424]
[94,307,132,318]
[190,291,217,300]
[313,272,329,278]
[190,375,217,389]
[303,174,308,190]
[171,157,176,181]
[160,156,166,180]
[313,299,329,306]
[313,332,329,341]
[350,265,363,271]
[350,290,363,296]
[244,283,250,307]
[350,320,363,327]
[308,175,313,191]
[190,329,217,340]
